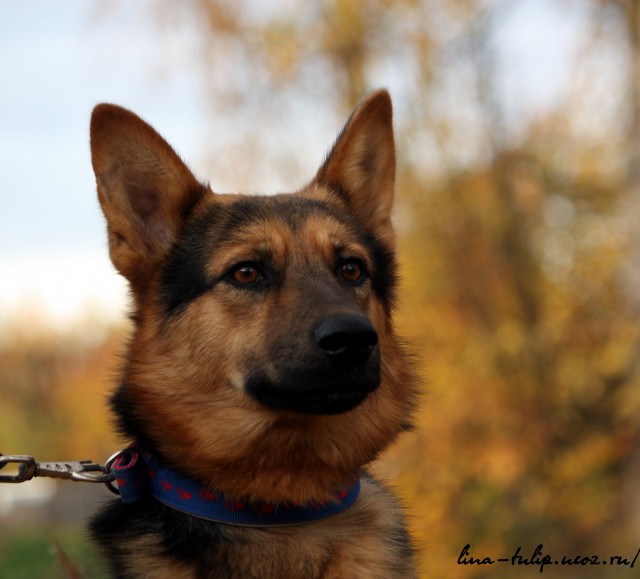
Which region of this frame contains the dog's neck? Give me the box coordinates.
[111,447,361,526]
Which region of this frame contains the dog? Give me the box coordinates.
[89,89,418,578]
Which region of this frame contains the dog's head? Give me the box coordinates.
[91,90,416,503]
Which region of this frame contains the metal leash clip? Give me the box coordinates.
[0,452,120,494]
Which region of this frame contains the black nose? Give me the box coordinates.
[313,314,378,365]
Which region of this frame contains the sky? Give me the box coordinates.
[0,2,207,328]
[0,0,584,329]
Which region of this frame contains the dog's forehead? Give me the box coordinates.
[220,193,345,229]
[204,193,355,244]
[206,193,365,263]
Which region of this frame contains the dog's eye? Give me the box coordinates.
[229,263,263,285]
[340,259,366,284]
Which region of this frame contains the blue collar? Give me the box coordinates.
[111,447,361,526]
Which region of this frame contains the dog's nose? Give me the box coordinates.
[313,314,378,364]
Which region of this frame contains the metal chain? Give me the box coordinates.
[0,450,124,495]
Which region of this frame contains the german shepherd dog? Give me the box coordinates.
[89,90,418,578]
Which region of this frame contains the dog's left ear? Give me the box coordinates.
[315,89,395,232]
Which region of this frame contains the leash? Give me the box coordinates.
[0,448,361,526]
[0,451,121,492]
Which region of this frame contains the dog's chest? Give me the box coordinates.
[92,477,416,578]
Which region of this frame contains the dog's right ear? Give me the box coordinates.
[90,104,207,289]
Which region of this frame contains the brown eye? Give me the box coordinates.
[230,264,262,285]
[340,259,366,284]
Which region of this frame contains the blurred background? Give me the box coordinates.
[2,0,640,577]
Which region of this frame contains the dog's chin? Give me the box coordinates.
[245,376,380,415]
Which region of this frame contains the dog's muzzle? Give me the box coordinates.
[246,314,381,415]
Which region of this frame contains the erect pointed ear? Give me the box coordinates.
[315,89,395,232]
[90,104,207,288]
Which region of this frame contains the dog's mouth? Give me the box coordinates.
[245,374,380,415]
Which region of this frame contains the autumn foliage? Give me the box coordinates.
[4,1,640,577]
